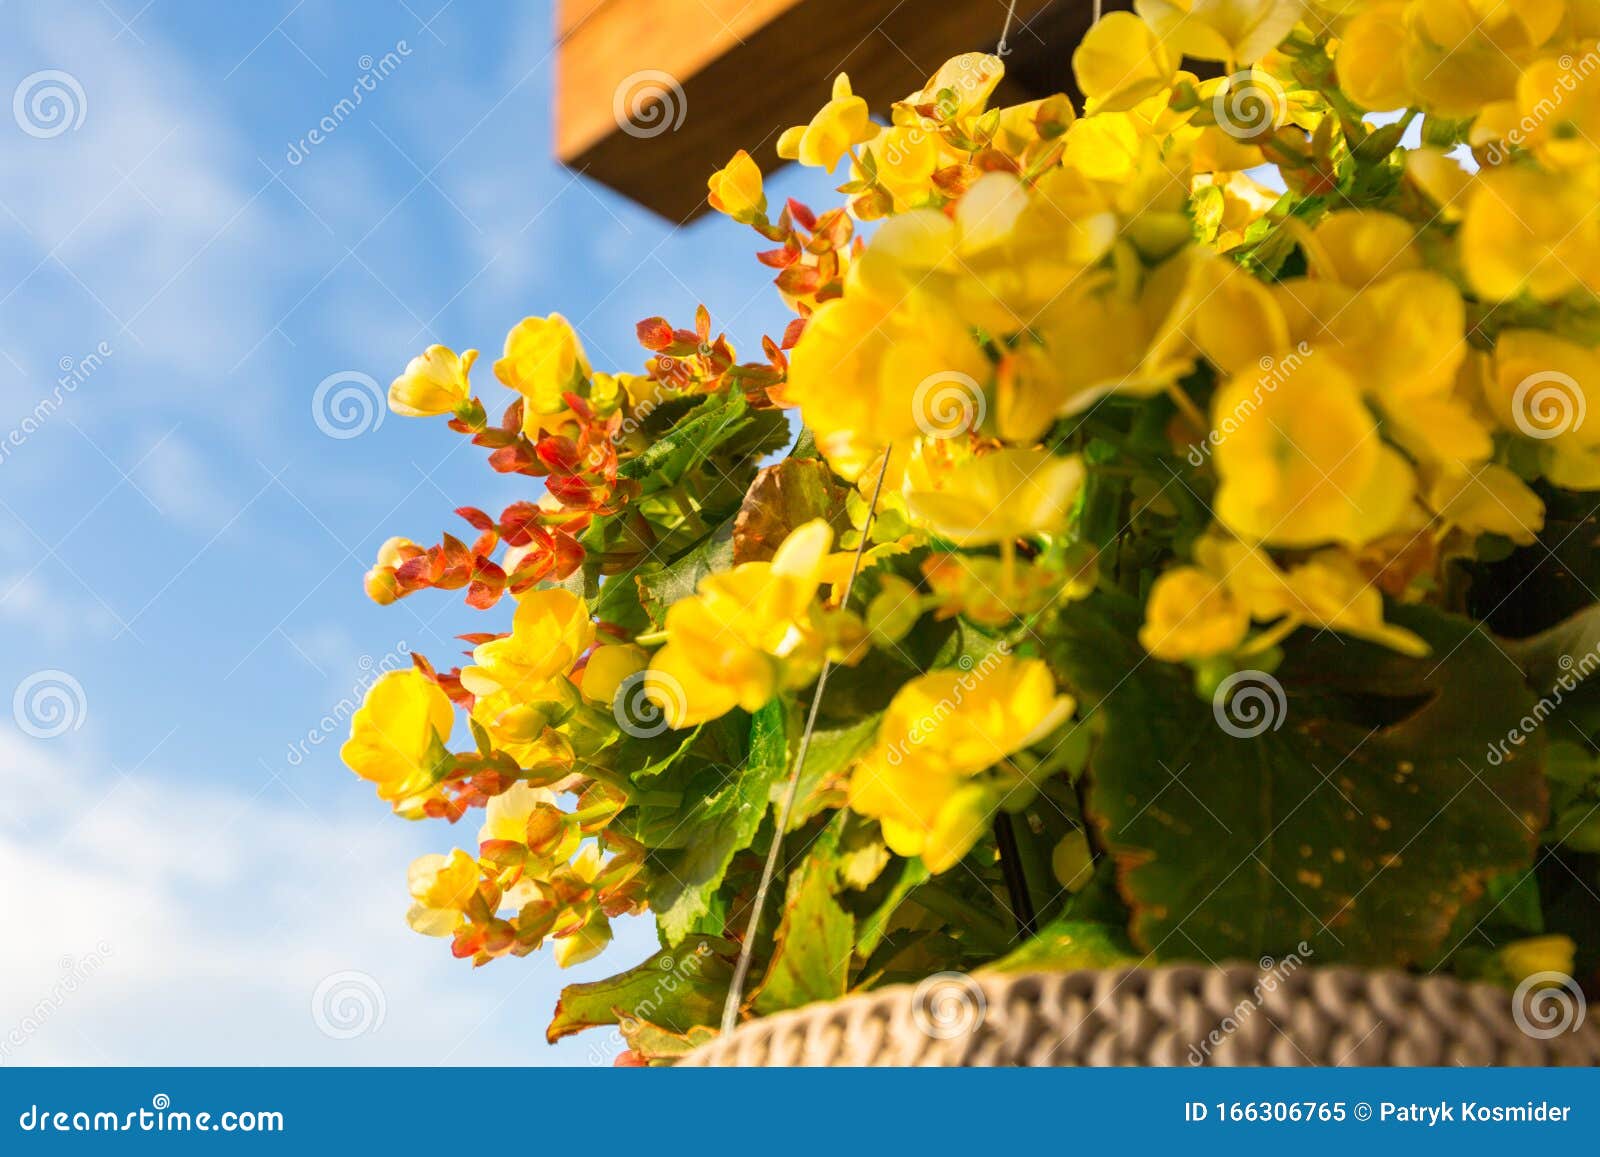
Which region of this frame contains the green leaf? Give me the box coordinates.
[982,917,1137,973]
[781,712,880,830]
[855,856,931,956]
[618,1019,720,1062]
[1052,594,1547,966]
[619,387,787,492]
[545,936,735,1043]
[752,827,855,1014]
[634,521,735,628]
[1501,602,1600,744]
[646,700,789,944]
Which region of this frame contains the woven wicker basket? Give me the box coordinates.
[683,964,1600,1066]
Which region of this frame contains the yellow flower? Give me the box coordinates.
[460,587,594,702]
[1308,210,1420,288]
[899,53,1005,121]
[1139,566,1251,661]
[341,669,454,815]
[857,124,940,212]
[1144,528,1431,658]
[902,446,1085,547]
[493,314,591,418]
[406,849,479,936]
[1499,55,1600,169]
[1211,358,1415,547]
[707,149,765,220]
[776,72,878,172]
[1335,1,1414,111]
[1073,10,1177,111]
[1134,0,1305,65]
[1497,934,1576,984]
[848,656,1074,871]
[646,520,840,728]
[784,282,987,481]
[389,345,478,418]
[363,535,416,605]
[1404,148,1474,222]
[554,910,613,968]
[468,687,574,774]
[1487,329,1600,487]
[478,780,559,846]
[1425,463,1545,544]
[580,643,648,705]
[1052,831,1095,892]
[1274,551,1429,655]
[1462,166,1600,302]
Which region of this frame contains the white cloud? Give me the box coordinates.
[0,732,656,1065]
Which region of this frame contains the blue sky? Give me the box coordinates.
[0,0,835,1064]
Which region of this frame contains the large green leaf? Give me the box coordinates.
[752,827,855,1015]
[1052,595,1547,966]
[546,936,734,1043]
[646,701,789,944]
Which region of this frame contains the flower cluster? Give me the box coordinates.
[340,1,1595,1057]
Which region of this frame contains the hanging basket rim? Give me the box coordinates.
[681,962,1600,1067]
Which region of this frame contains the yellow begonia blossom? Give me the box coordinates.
[1213,357,1415,547]
[554,912,612,968]
[406,849,479,937]
[1139,566,1251,660]
[1425,463,1545,543]
[1335,1,1413,111]
[848,656,1073,871]
[707,149,765,220]
[1404,148,1473,222]
[1497,934,1576,984]
[460,587,594,701]
[900,52,1005,121]
[479,780,558,846]
[1140,527,1429,662]
[493,313,591,418]
[776,72,878,172]
[646,520,843,728]
[389,345,478,418]
[902,446,1085,547]
[1488,329,1600,487]
[468,686,574,776]
[784,282,988,481]
[856,124,940,213]
[1052,830,1096,892]
[1073,10,1178,111]
[549,845,616,968]
[341,669,454,815]
[580,643,648,705]
[1504,55,1600,169]
[1134,0,1306,65]
[1462,165,1600,303]
[1308,210,1420,287]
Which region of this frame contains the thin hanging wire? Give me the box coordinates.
[1000,0,1101,59]
[719,445,895,1036]
[997,0,1018,55]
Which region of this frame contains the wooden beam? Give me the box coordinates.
[554,0,1128,223]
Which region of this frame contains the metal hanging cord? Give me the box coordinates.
[719,444,894,1036]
